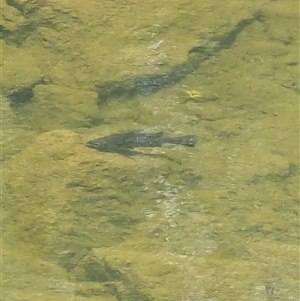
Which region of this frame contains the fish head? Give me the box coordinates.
[86,137,108,151]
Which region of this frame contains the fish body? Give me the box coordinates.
[86,131,198,153]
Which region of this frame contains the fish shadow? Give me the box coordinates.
[97,148,171,160]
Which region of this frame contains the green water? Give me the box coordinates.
[1,0,299,300]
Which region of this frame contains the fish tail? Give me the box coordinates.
[162,135,198,147]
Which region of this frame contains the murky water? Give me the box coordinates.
[1,0,299,300]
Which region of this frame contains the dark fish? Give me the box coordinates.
[86,131,198,154]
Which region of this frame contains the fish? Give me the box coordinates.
[86,130,198,154]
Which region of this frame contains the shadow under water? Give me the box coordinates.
[95,11,265,104]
